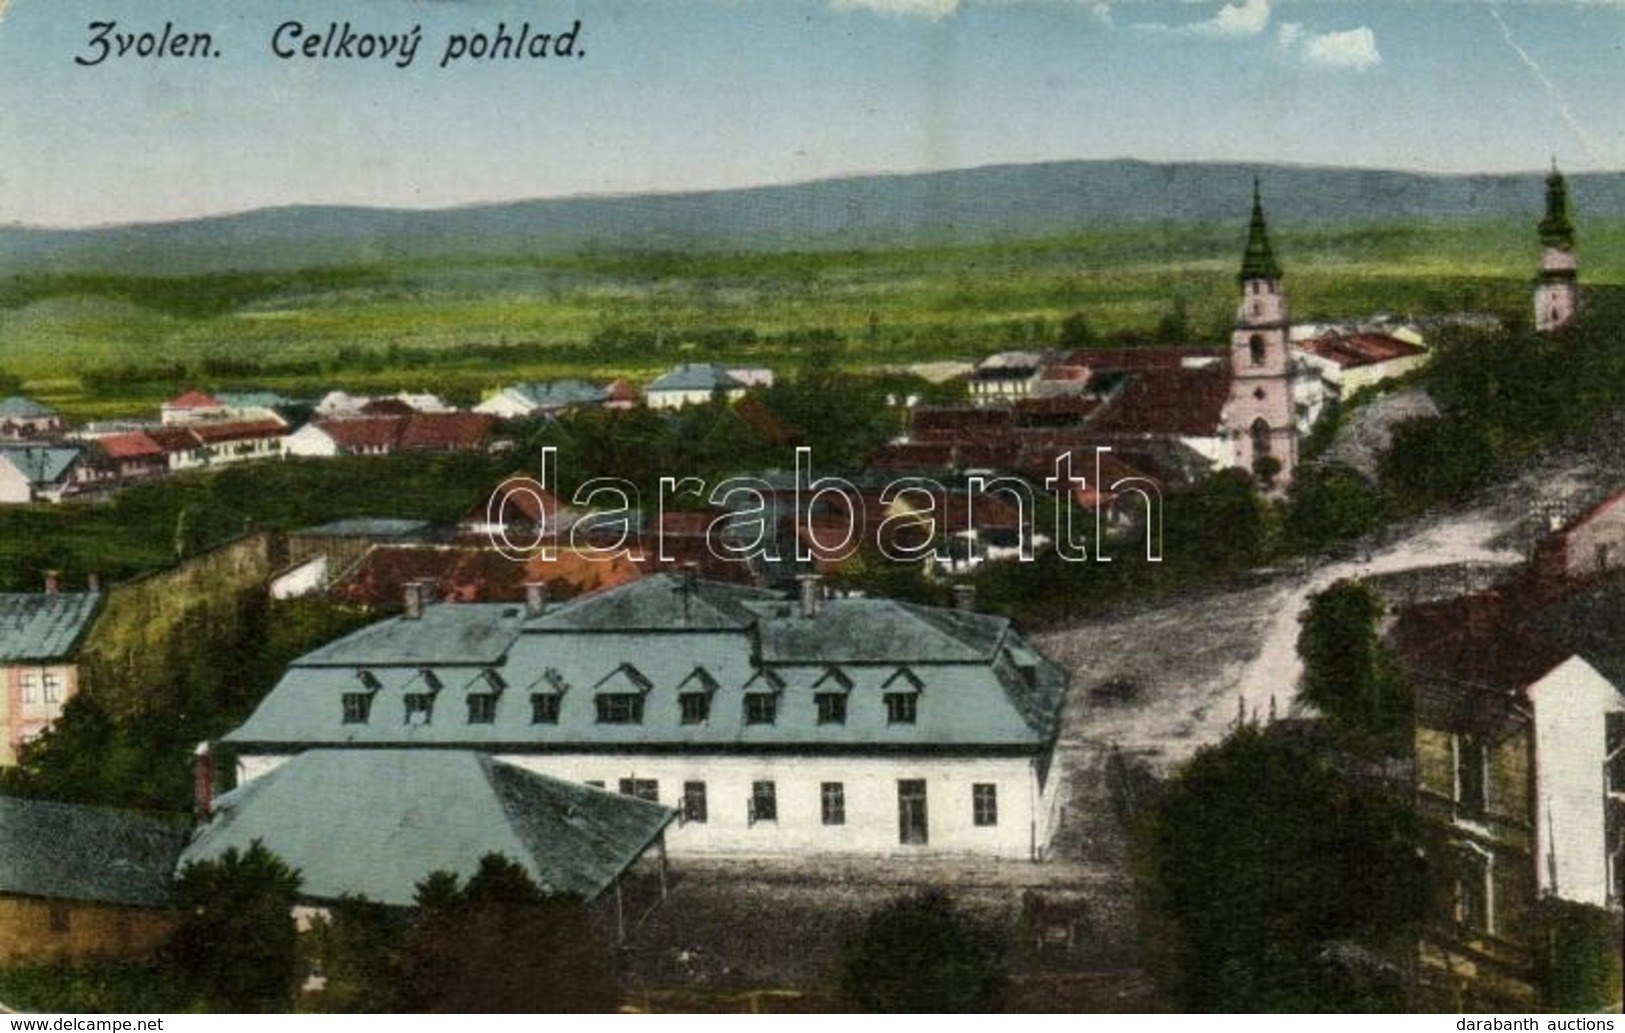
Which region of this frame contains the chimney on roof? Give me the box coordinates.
[193,742,214,821]
[44,570,59,595]
[797,573,822,619]
[403,580,428,619]
[523,581,550,619]
[953,584,977,613]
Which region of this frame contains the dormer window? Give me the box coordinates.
[341,692,373,725]
[884,692,918,725]
[467,694,498,724]
[883,668,922,725]
[743,693,777,726]
[815,692,847,725]
[678,667,719,725]
[593,663,651,724]
[680,693,711,725]
[531,693,561,725]
[595,694,644,724]
[404,693,434,725]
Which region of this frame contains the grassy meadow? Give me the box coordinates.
[2,218,1621,420]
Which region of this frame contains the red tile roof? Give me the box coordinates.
[96,432,164,459]
[910,407,1018,441]
[315,417,404,451]
[1297,333,1426,369]
[145,427,203,454]
[1086,366,1231,437]
[164,390,221,410]
[396,412,493,453]
[359,397,417,417]
[189,419,286,444]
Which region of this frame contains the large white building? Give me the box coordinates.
[223,574,1070,860]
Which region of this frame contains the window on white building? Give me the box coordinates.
[821,782,845,826]
[19,672,39,704]
[41,673,62,704]
[618,778,658,803]
[1606,712,1625,795]
[898,780,929,846]
[750,781,777,824]
[973,784,998,827]
[682,782,707,824]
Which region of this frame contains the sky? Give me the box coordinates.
[1,0,1622,227]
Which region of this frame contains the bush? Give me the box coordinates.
[839,890,1007,1012]
[167,842,303,1012]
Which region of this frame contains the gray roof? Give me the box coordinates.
[645,364,745,394]
[0,591,101,662]
[226,574,1068,752]
[518,380,609,409]
[0,397,58,420]
[0,796,188,908]
[289,517,431,540]
[296,602,524,667]
[180,750,673,905]
[0,447,80,486]
[215,391,292,410]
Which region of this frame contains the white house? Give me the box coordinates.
[644,365,748,410]
[0,447,81,504]
[474,380,609,419]
[223,574,1070,861]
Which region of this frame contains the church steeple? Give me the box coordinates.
[1227,180,1297,493]
[1538,161,1575,251]
[1534,161,1579,332]
[1239,178,1284,284]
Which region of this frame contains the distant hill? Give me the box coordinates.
[5,160,1623,275]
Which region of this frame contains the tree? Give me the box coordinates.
[839,890,1007,1012]
[303,897,409,1013]
[1155,295,1191,343]
[1057,312,1097,350]
[397,855,619,1013]
[167,842,303,1012]
[1282,461,1386,554]
[1297,579,1412,755]
[1137,727,1424,1011]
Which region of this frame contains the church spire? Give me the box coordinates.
[1538,162,1575,251]
[1239,178,1284,284]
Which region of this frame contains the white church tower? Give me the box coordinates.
[1226,181,1298,491]
[1534,162,1579,332]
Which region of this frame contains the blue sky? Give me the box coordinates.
[1,0,1621,227]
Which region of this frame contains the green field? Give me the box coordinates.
[2,218,1620,420]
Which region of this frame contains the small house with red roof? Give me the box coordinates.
[158,390,225,426]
